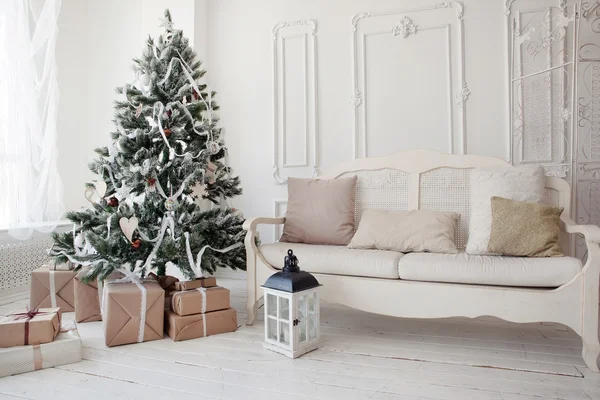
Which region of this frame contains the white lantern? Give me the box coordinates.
[262,249,322,358]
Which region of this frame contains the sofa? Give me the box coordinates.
[243,149,600,372]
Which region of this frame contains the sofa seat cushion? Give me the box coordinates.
[398,252,581,288]
[259,242,402,279]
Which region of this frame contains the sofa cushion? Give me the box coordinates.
[280,177,357,245]
[488,196,563,257]
[259,242,402,279]
[398,252,581,288]
[466,165,546,255]
[348,209,460,254]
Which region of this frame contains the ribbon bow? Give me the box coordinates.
[11,307,49,321]
[10,308,53,346]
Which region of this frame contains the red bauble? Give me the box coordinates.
[107,196,119,207]
[192,89,199,100]
[164,128,172,138]
[147,177,156,186]
[131,239,142,249]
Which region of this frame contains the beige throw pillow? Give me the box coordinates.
[348,209,460,254]
[488,196,563,257]
[280,177,358,245]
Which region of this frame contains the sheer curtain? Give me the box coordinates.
[0,0,64,239]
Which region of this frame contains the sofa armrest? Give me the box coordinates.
[243,216,285,231]
[560,215,600,243]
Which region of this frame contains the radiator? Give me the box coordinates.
[0,234,53,292]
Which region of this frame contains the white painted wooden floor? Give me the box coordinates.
[1,277,600,400]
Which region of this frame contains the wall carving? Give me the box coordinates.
[272,20,319,185]
[351,2,467,159]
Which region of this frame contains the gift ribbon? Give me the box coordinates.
[170,286,211,314]
[32,345,42,370]
[97,279,104,309]
[49,270,57,308]
[183,232,243,279]
[10,308,52,346]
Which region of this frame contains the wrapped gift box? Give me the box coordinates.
[171,286,230,316]
[44,261,75,271]
[165,308,237,342]
[0,328,82,378]
[147,273,179,311]
[102,280,164,347]
[30,266,76,312]
[173,277,217,291]
[0,308,61,348]
[74,268,123,323]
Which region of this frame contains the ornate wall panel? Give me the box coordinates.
[509,4,575,176]
[576,0,600,259]
[272,20,319,184]
[351,2,467,159]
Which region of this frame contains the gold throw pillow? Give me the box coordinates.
[487,196,563,257]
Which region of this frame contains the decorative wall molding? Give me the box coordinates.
[349,89,363,107]
[272,20,317,39]
[543,164,569,178]
[392,16,418,38]
[455,82,471,107]
[579,164,600,180]
[272,200,288,240]
[272,19,319,185]
[351,2,467,158]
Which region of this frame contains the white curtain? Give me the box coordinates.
[0,0,64,239]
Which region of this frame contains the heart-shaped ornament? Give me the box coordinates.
[119,216,139,243]
[84,181,108,204]
[95,181,107,198]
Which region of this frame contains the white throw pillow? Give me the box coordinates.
[466,166,545,255]
[348,209,460,254]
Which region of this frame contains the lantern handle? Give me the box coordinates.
[283,249,300,274]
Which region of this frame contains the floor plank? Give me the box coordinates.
[1,277,598,400]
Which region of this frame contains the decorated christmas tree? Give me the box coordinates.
[50,10,245,281]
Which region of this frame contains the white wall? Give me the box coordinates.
[56,0,197,213]
[56,1,573,245]
[206,0,511,242]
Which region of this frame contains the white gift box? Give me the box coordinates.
[43,261,75,271]
[0,328,82,377]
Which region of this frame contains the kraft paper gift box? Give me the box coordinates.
[173,277,217,291]
[165,308,238,342]
[171,286,231,316]
[102,280,165,347]
[30,266,76,312]
[0,324,82,378]
[74,268,123,323]
[43,261,75,271]
[0,308,61,348]
[147,272,179,311]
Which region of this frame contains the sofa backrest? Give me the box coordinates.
[320,149,571,250]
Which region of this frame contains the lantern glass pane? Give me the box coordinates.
[298,294,307,319]
[299,319,307,342]
[279,321,290,345]
[267,293,277,317]
[280,296,290,320]
[308,316,317,340]
[308,292,315,314]
[267,317,277,341]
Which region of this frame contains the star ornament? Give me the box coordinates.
[159,17,173,31]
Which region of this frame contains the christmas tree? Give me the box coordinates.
[50,10,245,281]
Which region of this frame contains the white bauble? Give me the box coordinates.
[74,233,85,249]
[139,73,150,86]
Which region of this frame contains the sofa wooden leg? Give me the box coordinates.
[246,298,258,326]
[582,340,600,372]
